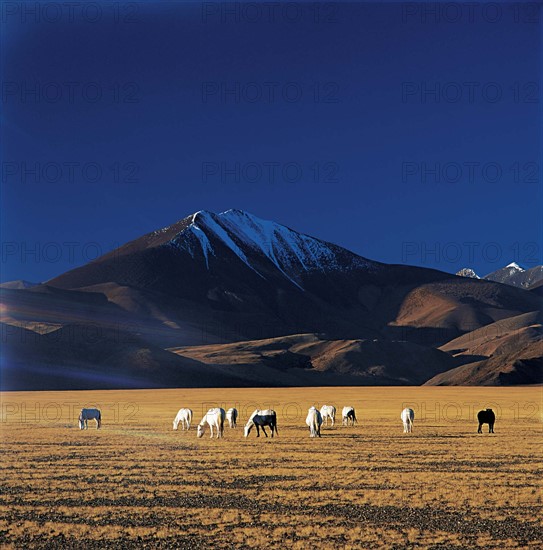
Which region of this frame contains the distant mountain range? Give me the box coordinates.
[0,280,39,290]
[456,262,543,290]
[2,210,541,389]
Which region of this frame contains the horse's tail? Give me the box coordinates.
[353,411,357,424]
[97,411,101,428]
[273,414,278,435]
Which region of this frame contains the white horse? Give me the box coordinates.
[197,408,225,439]
[306,406,322,438]
[342,406,357,426]
[173,408,193,431]
[226,408,238,428]
[79,408,101,430]
[320,405,336,427]
[401,407,415,433]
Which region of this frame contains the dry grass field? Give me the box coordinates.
[1,387,542,549]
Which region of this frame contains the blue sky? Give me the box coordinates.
[1,1,541,283]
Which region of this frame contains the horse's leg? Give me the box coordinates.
[262,426,268,438]
[256,425,260,437]
[478,423,482,433]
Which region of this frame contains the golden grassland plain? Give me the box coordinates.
[1,387,542,549]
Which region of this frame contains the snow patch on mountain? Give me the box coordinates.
[505,262,524,271]
[456,268,480,279]
[189,224,214,269]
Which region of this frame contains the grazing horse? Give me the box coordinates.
[342,406,357,426]
[226,408,238,429]
[79,408,101,430]
[401,408,415,433]
[477,409,495,433]
[244,409,278,438]
[197,408,225,439]
[320,405,336,427]
[173,408,192,431]
[306,406,322,438]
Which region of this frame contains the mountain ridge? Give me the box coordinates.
[2,209,542,389]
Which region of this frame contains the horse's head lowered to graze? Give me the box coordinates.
[244,409,278,438]
[342,406,357,426]
[197,408,226,439]
[173,408,192,431]
[477,408,496,434]
[320,405,336,427]
[306,406,322,438]
[400,407,414,434]
[226,408,238,429]
[78,408,101,430]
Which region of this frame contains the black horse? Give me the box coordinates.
[477,409,495,433]
[244,410,278,438]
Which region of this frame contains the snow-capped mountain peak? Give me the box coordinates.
[456,268,480,279]
[482,261,543,288]
[168,209,378,288]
